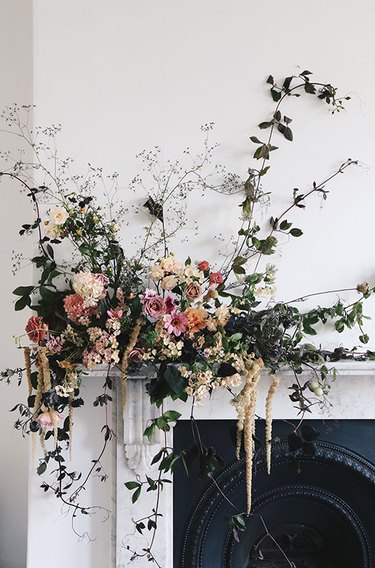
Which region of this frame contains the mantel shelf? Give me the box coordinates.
[86,359,375,380]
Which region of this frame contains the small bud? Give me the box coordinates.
[308,380,319,392]
[357,282,369,295]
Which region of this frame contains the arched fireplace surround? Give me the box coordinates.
[175,420,375,567]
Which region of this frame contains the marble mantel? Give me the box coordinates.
[26,362,375,568]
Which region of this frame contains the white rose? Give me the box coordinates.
[50,206,68,226]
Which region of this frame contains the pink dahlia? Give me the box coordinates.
[25,316,48,343]
[107,308,123,319]
[164,312,189,337]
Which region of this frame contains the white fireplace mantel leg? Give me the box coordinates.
[116,377,173,568]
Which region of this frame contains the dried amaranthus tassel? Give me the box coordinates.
[234,357,264,460]
[34,352,44,414]
[38,348,51,392]
[23,346,32,398]
[265,373,280,475]
[32,354,45,464]
[39,428,47,456]
[244,388,258,515]
[120,318,142,415]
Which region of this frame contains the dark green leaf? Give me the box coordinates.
[304,82,316,94]
[13,286,34,297]
[15,295,31,311]
[290,228,303,237]
[37,462,47,475]
[271,89,281,102]
[132,487,141,503]
[301,425,320,442]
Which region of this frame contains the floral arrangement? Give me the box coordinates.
[1,70,374,564]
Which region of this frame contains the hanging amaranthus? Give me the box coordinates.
[38,348,52,392]
[265,373,280,475]
[23,346,32,398]
[120,318,143,415]
[234,357,264,460]
[233,356,264,513]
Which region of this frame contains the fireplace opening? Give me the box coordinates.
[173,420,375,567]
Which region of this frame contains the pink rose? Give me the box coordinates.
[142,294,166,319]
[36,410,63,429]
[25,316,48,343]
[94,273,110,286]
[198,260,210,271]
[209,271,224,286]
[185,282,202,301]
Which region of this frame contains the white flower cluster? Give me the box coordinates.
[72,272,106,307]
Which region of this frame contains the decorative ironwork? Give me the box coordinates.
[180,440,374,567]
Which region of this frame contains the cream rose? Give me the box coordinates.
[49,206,68,226]
[162,256,183,274]
[149,265,165,280]
[161,275,178,291]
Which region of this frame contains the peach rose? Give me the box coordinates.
[184,307,207,334]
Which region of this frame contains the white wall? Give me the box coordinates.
[1,1,375,566]
[0,2,33,567]
[33,0,375,341]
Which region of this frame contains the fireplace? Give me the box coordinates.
[111,363,375,568]
[27,362,375,567]
[174,420,375,567]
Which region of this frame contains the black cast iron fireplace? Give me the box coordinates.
[173,420,375,567]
